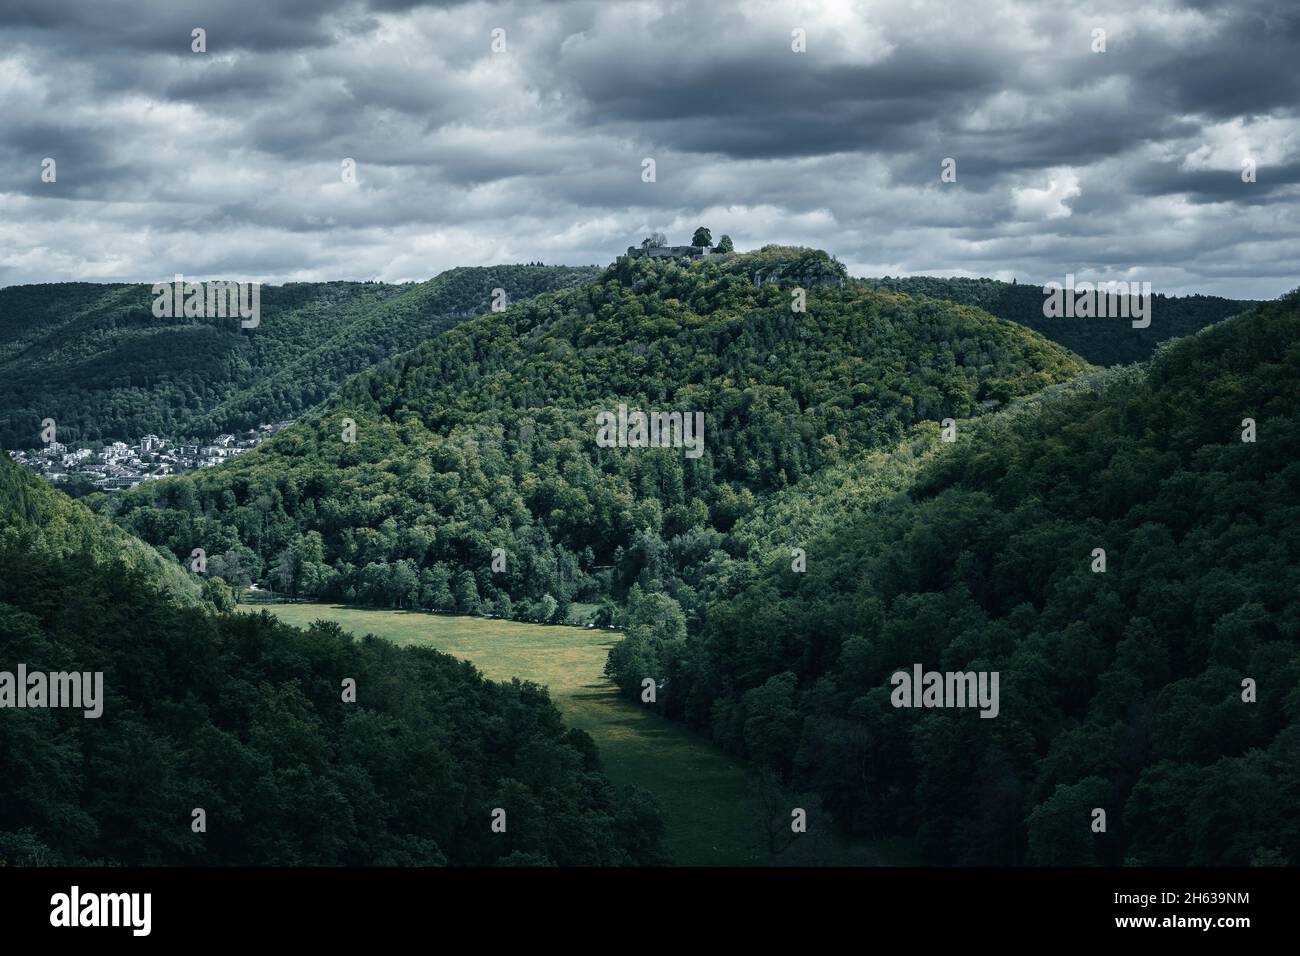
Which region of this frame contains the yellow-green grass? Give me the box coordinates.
[247,603,768,866]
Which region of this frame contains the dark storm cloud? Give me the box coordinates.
[2,0,358,52]
[561,52,1004,159]
[1129,161,1300,203]
[0,0,1297,298]
[0,122,124,199]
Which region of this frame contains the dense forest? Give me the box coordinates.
[0,265,599,448]
[92,247,1087,624]
[0,453,665,866]
[861,275,1252,367]
[606,292,1300,865]
[7,246,1290,866]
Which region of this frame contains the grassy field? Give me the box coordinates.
[248,603,769,866]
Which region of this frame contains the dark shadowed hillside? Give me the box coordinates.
[0,451,665,867]
[861,275,1253,366]
[614,292,1300,866]
[0,265,600,447]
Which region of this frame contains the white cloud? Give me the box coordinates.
[1011,168,1082,220]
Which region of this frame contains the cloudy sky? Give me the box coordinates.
[2,0,1298,297]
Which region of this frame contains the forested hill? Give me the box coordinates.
[0,446,666,866]
[861,275,1253,366]
[613,292,1300,866]
[95,246,1087,624]
[0,265,600,447]
[0,451,200,606]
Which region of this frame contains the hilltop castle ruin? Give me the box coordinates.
[625,242,713,260]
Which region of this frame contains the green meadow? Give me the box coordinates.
[249,603,769,865]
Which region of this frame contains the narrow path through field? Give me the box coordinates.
[252,603,767,865]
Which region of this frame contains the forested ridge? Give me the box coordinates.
[93,247,1087,624]
[610,293,1300,865]
[0,265,600,447]
[861,275,1253,367]
[0,267,1242,451]
[0,452,665,866]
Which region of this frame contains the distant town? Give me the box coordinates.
[7,421,295,493]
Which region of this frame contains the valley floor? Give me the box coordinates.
[247,603,766,865]
[245,603,920,866]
